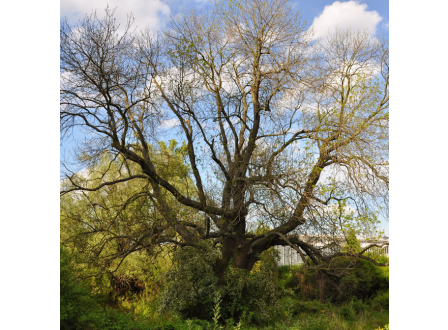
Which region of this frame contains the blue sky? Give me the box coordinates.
[61,0,388,37]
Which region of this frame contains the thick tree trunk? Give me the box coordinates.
[214,234,259,284]
[214,192,259,282]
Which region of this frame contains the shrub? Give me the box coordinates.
[61,246,154,330]
[350,297,365,314]
[342,259,389,299]
[222,250,279,324]
[277,265,301,290]
[371,291,389,311]
[102,309,140,330]
[152,321,179,330]
[160,246,279,324]
[159,244,220,319]
[296,300,327,314]
[290,257,388,303]
[340,306,355,321]
[189,318,210,329]
[60,247,108,330]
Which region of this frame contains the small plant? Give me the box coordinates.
[234,320,242,330]
[297,300,327,314]
[212,291,223,330]
[296,315,330,330]
[340,306,355,321]
[371,291,389,311]
[350,298,365,314]
[374,325,389,330]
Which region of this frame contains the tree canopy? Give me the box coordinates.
[60,0,389,277]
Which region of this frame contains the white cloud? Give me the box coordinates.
[160,118,180,129]
[309,1,382,40]
[61,0,170,32]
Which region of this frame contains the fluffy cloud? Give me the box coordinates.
[309,1,382,40]
[61,0,170,32]
[160,118,180,129]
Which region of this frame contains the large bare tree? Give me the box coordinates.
[60,0,389,278]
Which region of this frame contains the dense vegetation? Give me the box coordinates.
[60,139,389,328]
[61,241,388,330]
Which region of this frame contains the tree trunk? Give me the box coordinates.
[214,224,259,284]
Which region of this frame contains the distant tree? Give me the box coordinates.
[61,0,389,280]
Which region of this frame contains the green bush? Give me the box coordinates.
[350,297,365,314]
[189,318,211,329]
[289,257,388,303]
[339,259,389,300]
[371,291,389,311]
[152,321,179,330]
[60,247,108,330]
[159,244,220,319]
[296,300,327,314]
[277,265,301,290]
[61,247,154,330]
[160,246,279,324]
[340,306,355,321]
[222,250,279,324]
[102,309,142,330]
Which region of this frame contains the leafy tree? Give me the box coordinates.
[61,140,195,280]
[61,0,389,281]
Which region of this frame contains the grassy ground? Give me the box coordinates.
[149,300,389,330]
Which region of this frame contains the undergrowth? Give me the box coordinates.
[61,247,389,330]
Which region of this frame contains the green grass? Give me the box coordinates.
[148,293,388,330]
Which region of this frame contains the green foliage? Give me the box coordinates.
[296,316,331,330]
[61,245,389,329]
[269,264,388,329]
[60,139,201,322]
[296,300,327,314]
[277,265,302,290]
[101,309,140,330]
[61,246,157,330]
[370,291,389,311]
[338,259,389,301]
[340,306,355,321]
[60,247,107,330]
[60,139,200,272]
[344,229,361,254]
[222,250,279,324]
[160,247,279,324]
[288,258,388,303]
[212,291,223,330]
[374,325,389,330]
[159,244,220,319]
[350,297,365,314]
